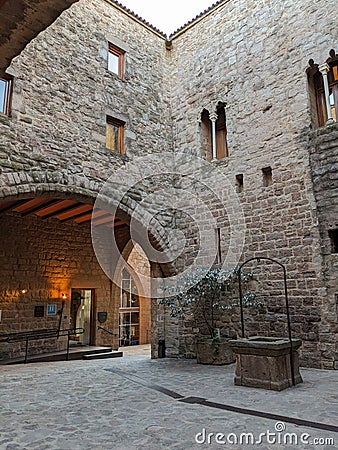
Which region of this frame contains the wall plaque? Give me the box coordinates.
[34,306,44,318]
[98,311,107,323]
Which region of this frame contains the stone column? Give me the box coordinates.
[319,63,334,124]
[209,112,218,161]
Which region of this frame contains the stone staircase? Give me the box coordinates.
[1,346,123,365]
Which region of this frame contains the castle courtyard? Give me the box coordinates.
[0,347,337,449]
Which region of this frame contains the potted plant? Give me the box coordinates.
[160,266,262,365]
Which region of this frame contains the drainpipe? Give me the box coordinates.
[209,112,218,161]
[319,63,334,125]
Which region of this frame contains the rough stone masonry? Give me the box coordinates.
[0,0,337,368]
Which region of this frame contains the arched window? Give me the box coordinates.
[119,268,140,346]
[200,103,228,161]
[215,103,228,159]
[307,50,338,127]
[201,109,212,161]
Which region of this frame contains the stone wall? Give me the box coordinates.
[0,0,174,361]
[165,0,338,368]
[0,0,337,368]
[0,211,112,360]
[308,124,338,369]
[1,0,171,181]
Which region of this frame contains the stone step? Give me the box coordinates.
[0,346,113,365]
[82,351,123,360]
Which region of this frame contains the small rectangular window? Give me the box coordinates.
[106,116,125,154]
[262,166,272,187]
[236,174,244,192]
[0,77,12,115]
[328,229,338,253]
[108,43,124,77]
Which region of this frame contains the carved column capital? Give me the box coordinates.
[318,62,330,75]
[209,112,218,122]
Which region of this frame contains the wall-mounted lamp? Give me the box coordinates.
[61,293,67,300]
[20,289,28,294]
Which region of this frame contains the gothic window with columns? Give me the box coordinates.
[200,103,228,161]
[307,50,338,127]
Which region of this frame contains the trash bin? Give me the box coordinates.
[158,339,166,358]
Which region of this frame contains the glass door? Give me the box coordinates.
[70,289,93,345]
[119,269,140,346]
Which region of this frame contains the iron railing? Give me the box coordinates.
[97,326,118,337]
[0,327,84,363]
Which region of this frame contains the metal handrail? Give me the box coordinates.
[0,327,85,363]
[97,326,118,337]
[0,328,58,343]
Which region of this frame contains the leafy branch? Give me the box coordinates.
[159,266,263,338]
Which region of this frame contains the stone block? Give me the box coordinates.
[229,336,303,391]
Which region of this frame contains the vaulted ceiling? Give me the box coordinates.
[0,0,79,76]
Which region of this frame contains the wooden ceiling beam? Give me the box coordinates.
[90,214,116,226]
[0,199,30,214]
[75,209,108,224]
[105,219,125,228]
[41,202,84,220]
[58,205,93,222]
[20,199,63,216]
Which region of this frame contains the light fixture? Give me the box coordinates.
[61,293,67,300]
[20,289,28,294]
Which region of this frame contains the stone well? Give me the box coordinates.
[229,336,303,391]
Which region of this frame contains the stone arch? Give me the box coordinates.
[0,171,176,359]
[0,170,176,271]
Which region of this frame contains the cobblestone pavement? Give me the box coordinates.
[0,346,337,450]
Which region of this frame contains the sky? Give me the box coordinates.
[118,0,216,35]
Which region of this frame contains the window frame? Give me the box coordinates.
[119,268,140,346]
[308,54,338,127]
[215,103,228,159]
[106,116,125,155]
[328,229,338,253]
[108,43,125,78]
[0,76,12,116]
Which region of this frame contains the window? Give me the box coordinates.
[328,229,338,253]
[201,109,212,161]
[106,116,125,154]
[119,268,140,346]
[215,103,228,159]
[262,167,272,187]
[307,50,338,127]
[215,228,222,263]
[0,77,12,115]
[200,103,228,161]
[108,43,124,77]
[236,174,244,192]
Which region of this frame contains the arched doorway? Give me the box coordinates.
[118,244,151,348]
[0,184,173,361]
